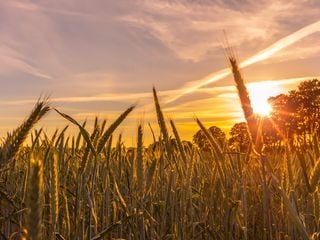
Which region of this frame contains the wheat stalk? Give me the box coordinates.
[153,87,172,157]
[1,99,50,166]
[228,57,262,153]
[26,154,43,240]
[136,125,145,198]
[97,106,134,154]
[309,158,320,193]
[50,151,59,232]
[170,119,187,164]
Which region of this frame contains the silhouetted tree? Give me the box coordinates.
[269,79,320,146]
[260,117,282,150]
[193,125,226,151]
[294,79,320,135]
[228,122,250,152]
[268,93,299,139]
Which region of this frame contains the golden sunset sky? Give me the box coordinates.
[0,1,319,145]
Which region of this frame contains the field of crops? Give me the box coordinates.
[0,58,319,240]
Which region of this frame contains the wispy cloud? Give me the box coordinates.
[240,20,320,67]
[0,44,52,79]
[162,20,320,103]
[4,1,93,17]
[1,75,316,105]
[165,76,317,112]
[120,0,319,62]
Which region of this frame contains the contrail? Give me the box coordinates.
[164,20,320,104]
[0,45,52,80]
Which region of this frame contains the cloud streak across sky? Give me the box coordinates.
[163,19,320,103]
[0,0,319,144]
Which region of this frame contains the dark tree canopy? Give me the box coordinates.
[268,79,320,145]
[228,122,250,152]
[193,125,226,151]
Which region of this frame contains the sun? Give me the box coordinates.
[251,97,272,116]
[247,81,282,117]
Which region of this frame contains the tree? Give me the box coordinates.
[293,79,320,135]
[228,122,250,152]
[260,117,282,150]
[268,79,320,144]
[193,125,226,151]
[268,93,299,139]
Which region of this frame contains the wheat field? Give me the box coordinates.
[0,58,319,240]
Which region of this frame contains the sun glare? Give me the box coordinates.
[251,97,272,116]
[247,81,282,117]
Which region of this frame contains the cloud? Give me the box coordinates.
[120,0,319,61]
[240,20,320,67]
[161,20,320,104]
[0,44,52,79]
[162,76,317,119]
[4,1,93,17]
[263,34,320,63]
[2,75,315,116]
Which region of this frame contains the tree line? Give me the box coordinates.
[193,79,320,152]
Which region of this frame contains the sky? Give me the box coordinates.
[0,0,319,145]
